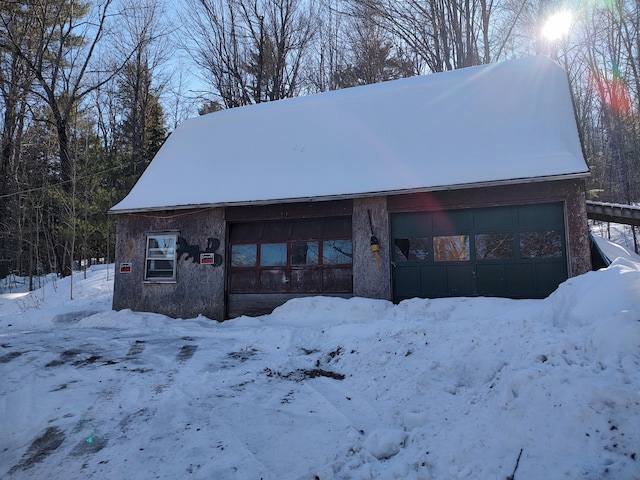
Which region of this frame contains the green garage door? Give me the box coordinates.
[391,203,568,302]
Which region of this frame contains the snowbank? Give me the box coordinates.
[1,260,639,479]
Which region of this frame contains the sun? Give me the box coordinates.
[542,11,573,41]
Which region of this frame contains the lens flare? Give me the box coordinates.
[589,63,633,116]
[542,11,573,41]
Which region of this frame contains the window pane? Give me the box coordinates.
[393,237,430,262]
[231,244,257,267]
[520,231,563,258]
[291,242,319,265]
[323,240,352,264]
[145,235,176,280]
[261,243,287,266]
[146,259,174,277]
[147,236,175,258]
[475,233,514,260]
[433,235,470,261]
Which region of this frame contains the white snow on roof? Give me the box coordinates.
[111,55,589,213]
[592,233,640,265]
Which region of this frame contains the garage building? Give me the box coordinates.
[110,55,591,320]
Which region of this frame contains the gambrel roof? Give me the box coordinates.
[111,55,589,213]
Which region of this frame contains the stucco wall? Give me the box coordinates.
[564,180,592,276]
[112,178,590,320]
[112,208,226,320]
[352,197,392,300]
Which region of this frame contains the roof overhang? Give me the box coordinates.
[109,172,589,215]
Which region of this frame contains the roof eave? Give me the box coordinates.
[108,171,591,215]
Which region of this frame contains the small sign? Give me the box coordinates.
[200,253,215,265]
[120,263,132,273]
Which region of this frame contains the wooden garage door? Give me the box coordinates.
[227,217,353,317]
[391,203,568,302]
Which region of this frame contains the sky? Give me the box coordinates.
[0,235,639,479]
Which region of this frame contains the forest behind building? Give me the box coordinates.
[1,0,639,283]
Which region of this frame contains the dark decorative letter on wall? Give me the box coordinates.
[177,237,223,266]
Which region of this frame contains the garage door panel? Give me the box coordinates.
[518,203,564,229]
[290,268,321,293]
[229,270,258,293]
[392,212,432,237]
[420,266,447,297]
[535,263,568,296]
[505,264,535,297]
[446,265,475,296]
[473,206,513,231]
[433,210,472,234]
[391,203,568,302]
[260,269,288,293]
[476,264,507,296]
[323,267,352,293]
[394,266,421,297]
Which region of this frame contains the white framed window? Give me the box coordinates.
[145,233,177,281]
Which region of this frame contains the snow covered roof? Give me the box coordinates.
[110,55,589,213]
[591,233,640,266]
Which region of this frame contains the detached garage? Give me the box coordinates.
[110,55,591,320]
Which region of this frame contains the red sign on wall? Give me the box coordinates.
[120,263,132,273]
[200,253,214,265]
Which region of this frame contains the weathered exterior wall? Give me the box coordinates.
[112,208,226,320]
[564,180,592,276]
[353,197,392,300]
[112,178,591,320]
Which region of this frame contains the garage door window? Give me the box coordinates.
[434,235,470,261]
[520,230,563,258]
[261,243,287,266]
[231,244,257,267]
[291,242,319,265]
[475,233,514,260]
[323,240,352,264]
[393,237,430,262]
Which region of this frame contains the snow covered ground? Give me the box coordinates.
[1,255,639,479]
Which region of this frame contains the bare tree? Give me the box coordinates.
[181,0,318,108]
[112,0,169,191]
[0,1,115,276]
[572,1,640,205]
[332,3,415,87]
[307,0,346,92]
[346,0,494,72]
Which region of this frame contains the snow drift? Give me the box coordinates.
[1,259,638,479]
